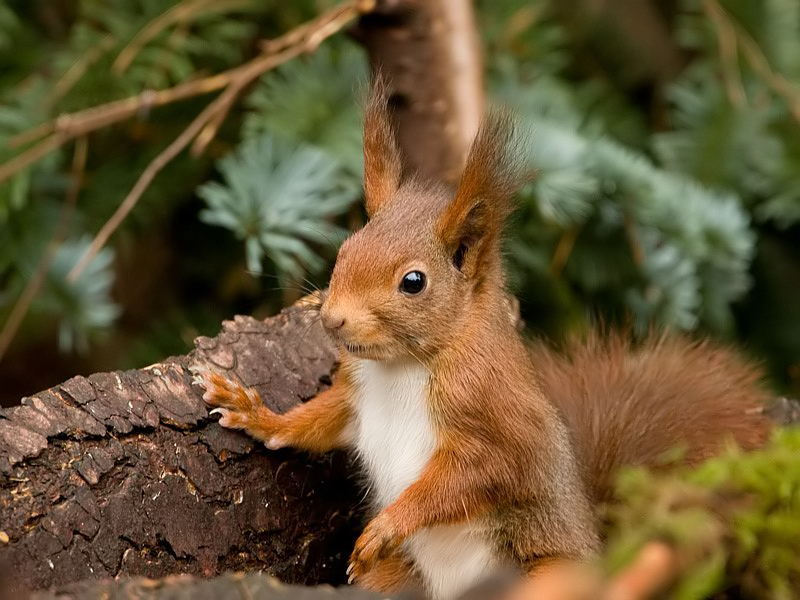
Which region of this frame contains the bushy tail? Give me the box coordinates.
[530,331,772,503]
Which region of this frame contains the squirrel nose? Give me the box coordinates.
[321,309,345,332]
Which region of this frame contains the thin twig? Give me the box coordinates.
[113,0,254,74]
[259,2,359,53]
[0,137,88,362]
[50,35,117,108]
[736,28,800,123]
[605,542,679,600]
[4,72,232,157]
[702,0,800,123]
[188,1,365,157]
[67,49,290,282]
[702,0,746,109]
[191,90,235,157]
[0,134,66,183]
[1,0,375,184]
[550,226,580,277]
[66,0,375,281]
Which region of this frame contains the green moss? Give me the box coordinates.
[605,428,800,599]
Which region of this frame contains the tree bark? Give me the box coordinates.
[0,306,363,595]
[27,573,390,600]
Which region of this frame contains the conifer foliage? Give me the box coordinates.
[0,0,798,394]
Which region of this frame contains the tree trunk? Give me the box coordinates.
[0,306,363,595]
[352,0,484,185]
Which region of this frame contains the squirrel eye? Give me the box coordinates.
[399,270,426,295]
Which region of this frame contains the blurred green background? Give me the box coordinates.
[1,0,799,405]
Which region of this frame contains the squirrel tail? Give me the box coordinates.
[530,330,772,503]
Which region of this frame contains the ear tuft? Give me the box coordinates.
[363,74,403,217]
[454,110,528,224]
[436,111,530,275]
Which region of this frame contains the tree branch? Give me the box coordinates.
[1,0,376,185]
[353,0,484,185]
[61,0,375,281]
[0,306,363,594]
[703,0,800,123]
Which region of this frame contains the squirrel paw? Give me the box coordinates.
[348,553,414,593]
[348,512,404,584]
[191,367,284,446]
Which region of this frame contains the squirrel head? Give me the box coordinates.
[320,78,528,362]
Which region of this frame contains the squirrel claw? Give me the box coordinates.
[192,368,263,430]
[346,560,362,585]
[349,512,403,583]
[193,367,286,442]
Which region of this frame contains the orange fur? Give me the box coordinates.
[199,370,354,453]
[197,79,772,599]
[529,331,772,503]
[354,551,418,592]
[362,75,403,218]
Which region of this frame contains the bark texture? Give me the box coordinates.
[0,306,363,596]
[27,573,390,600]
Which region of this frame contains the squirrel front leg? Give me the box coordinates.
[348,444,498,580]
[195,369,353,453]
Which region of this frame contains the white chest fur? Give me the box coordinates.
[351,358,435,507]
[351,359,498,600]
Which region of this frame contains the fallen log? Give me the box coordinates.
[0,306,363,596]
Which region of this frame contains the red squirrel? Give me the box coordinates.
[195,79,771,600]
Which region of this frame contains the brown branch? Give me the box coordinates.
[1,0,375,184]
[258,1,367,55]
[191,103,230,157]
[65,47,290,283]
[112,0,254,74]
[702,0,800,123]
[62,0,375,282]
[50,35,118,108]
[702,0,746,109]
[1,134,65,182]
[2,76,226,175]
[605,542,679,600]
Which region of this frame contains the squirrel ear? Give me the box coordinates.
[363,75,403,218]
[436,111,527,275]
